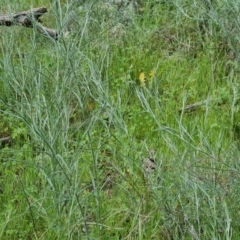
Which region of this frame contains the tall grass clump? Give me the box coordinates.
[0,0,240,239]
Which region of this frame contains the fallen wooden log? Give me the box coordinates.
[0,7,58,39]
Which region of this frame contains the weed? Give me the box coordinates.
[0,0,239,239]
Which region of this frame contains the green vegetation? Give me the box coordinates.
[1,0,240,239]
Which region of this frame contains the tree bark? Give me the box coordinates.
[0,7,58,39]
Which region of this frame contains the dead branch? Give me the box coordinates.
[0,7,58,39]
[0,136,11,147]
[179,99,215,114]
[179,100,206,113]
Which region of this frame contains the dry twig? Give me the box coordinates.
[0,136,11,147]
[179,99,213,114]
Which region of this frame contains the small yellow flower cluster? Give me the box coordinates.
[139,70,155,88]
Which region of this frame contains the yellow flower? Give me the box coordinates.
[139,72,146,88]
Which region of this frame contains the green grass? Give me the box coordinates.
[1,0,240,239]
